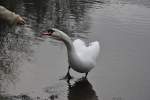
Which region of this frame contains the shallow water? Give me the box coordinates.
[0,0,150,100]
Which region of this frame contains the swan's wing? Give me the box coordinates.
[73,39,86,53]
[73,39,100,60]
[87,41,100,60]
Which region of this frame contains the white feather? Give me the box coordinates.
[73,39,100,61]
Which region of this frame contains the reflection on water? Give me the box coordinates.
[117,0,150,8]
[68,78,98,100]
[44,78,98,100]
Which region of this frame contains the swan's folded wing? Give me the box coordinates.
[73,39,100,60]
[87,41,100,60]
[73,39,86,53]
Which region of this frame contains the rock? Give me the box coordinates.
[0,5,25,26]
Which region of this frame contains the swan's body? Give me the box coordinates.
[42,28,100,77]
[70,39,99,73]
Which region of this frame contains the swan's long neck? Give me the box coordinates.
[56,30,75,52]
[62,35,74,51]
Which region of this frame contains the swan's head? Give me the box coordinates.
[42,28,69,41]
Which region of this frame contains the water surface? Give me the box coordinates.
[0,0,150,100]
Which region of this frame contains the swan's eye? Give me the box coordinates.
[42,29,55,36]
[47,29,55,33]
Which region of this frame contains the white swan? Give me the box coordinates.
[42,28,100,78]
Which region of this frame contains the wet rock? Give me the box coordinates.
[11,94,32,100]
[0,5,25,26]
[49,94,58,100]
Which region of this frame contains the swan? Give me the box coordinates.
[42,28,100,78]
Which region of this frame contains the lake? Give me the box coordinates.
[0,0,150,100]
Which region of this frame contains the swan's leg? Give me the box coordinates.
[61,66,73,80]
[67,66,71,74]
[65,66,73,79]
[85,72,88,78]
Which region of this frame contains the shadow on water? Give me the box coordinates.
[44,78,98,100]
[67,78,98,100]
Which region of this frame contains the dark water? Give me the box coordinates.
[0,0,150,100]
